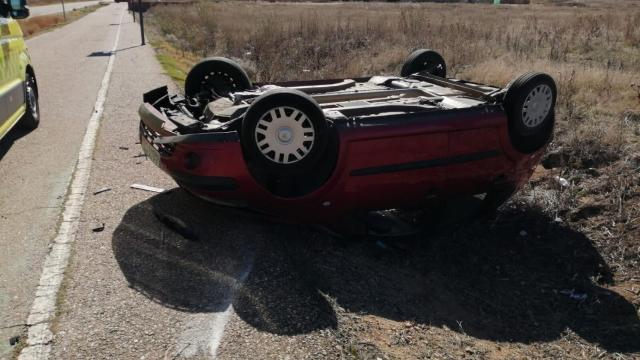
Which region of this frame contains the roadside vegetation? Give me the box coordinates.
[147,1,640,358]
[18,3,104,38]
[27,0,92,5]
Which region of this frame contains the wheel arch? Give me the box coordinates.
[26,65,38,95]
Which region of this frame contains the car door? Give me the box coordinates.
[0,9,24,135]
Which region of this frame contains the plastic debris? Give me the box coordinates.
[92,223,105,232]
[154,211,198,241]
[131,184,165,193]
[93,187,111,195]
[554,176,570,187]
[9,336,20,346]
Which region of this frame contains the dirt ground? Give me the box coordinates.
[109,162,639,359]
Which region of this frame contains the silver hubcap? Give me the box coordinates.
[254,106,315,164]
[522,84,552,128]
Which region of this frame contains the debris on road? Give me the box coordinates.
[93,187,112,195]
[9,335,20,346]
[118,146,129,150]
[130,183,165,193]
[92,223,105,232]
[133,153,147,158]
[153,210,198,241]
[519,230,528,237]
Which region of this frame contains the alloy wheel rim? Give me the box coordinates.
[254,106,315,164]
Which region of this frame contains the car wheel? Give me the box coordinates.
[184,57,252,99]
[504,72,556,153]
[241,88,328,175]
[19,73,39,130]
[400,49,447,78]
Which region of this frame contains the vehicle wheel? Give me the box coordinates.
[184,57,252,99]
[400,49,447,78]
[504,72,556,153]
[241,88,328,174]
[19,73,40,130]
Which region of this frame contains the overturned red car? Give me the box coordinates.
[139,49,556,231]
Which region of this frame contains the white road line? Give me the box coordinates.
[18,7,126,360]
[210,264,253,359]
[176,257,254,359]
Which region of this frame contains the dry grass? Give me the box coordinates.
[18,4,104,37]
[27,0,92,6]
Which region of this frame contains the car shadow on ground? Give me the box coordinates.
[0,126,34,162]
[112,189,640,353]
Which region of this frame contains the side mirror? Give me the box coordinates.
[9,0,29,19]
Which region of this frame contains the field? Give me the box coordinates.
[146,1,640,358]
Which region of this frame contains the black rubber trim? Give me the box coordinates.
[350,150,501,176]
[335,105,504,128]
[171,171,239,191]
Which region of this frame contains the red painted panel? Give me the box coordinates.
[347,132,449,170]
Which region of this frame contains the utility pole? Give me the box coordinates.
[60,0,66,20]
[138,0,145,45]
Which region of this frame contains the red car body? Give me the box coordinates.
[139,78,546,226]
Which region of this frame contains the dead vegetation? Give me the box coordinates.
[148,1,639,168]
[146,1,640,358]
[27,0,91,5]
[17,4,104,38]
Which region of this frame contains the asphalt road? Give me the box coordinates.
[27,4,342,358]
[0,3,126,358]
[30,0,101,17]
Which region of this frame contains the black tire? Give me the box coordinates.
[400,49,447,78]
[241,88,328,175]
[19,73,39,130]
[184,57,252,99]
[504,72,556,153]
